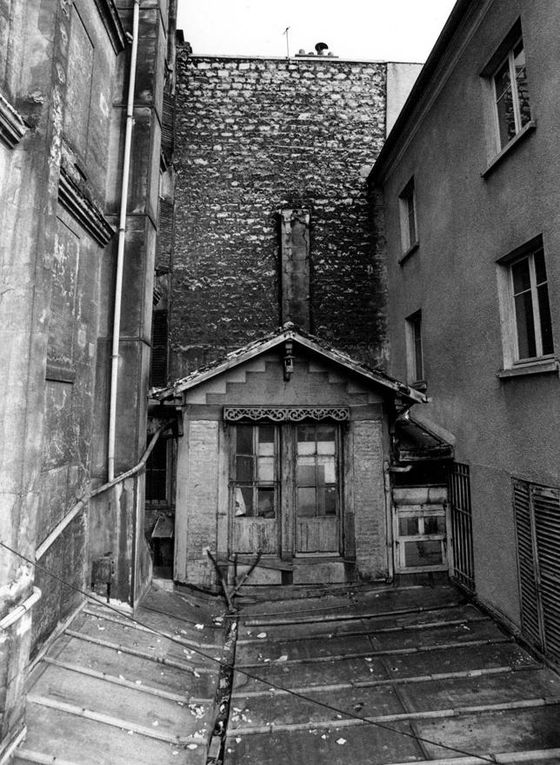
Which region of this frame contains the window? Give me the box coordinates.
[492,34,531,150]
[399,177,418,255]
[233,424,278,519]
[405,310,424,382]
[497,238,555,373]
[510,247,553,360]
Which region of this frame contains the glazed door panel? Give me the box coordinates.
[230,424,280,555]
[294,423,340,554]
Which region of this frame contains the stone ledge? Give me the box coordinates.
[58,169,115,246]
[0,91,27,149]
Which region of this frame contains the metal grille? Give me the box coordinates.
[448,463,475,592]
[513,478,560,664]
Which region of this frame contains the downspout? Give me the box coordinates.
[108,0,140,481]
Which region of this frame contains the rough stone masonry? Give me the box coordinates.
[171,50,391,378]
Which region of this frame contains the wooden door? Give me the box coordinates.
[294,423,340,554]
[231,424,279,555]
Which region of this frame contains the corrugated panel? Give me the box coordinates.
[533,485,560,662]
[513,479,542,649]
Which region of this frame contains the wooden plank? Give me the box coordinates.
[236,636,513,669]
[27,694,206,745]
[226,697,560,736]
[55,635,218,701]
[30,665,212,741]
[64,629,216,674]
[41,656,209,704]
[20,702,201,765]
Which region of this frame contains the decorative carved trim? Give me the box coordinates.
[223,406,350,422]
[58,169,115,246]
[0,92,27,149]
[93,0,127,54]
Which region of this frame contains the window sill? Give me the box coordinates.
[482,120,536,179]
[399,241,419,265]
[497,357,558,379]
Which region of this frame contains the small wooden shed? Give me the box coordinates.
[153,326,426,587]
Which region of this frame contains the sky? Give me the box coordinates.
[176,0,457,63]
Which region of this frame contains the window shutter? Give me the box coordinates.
[533,485,560,662]
[513,479,542,649]
[150,310,168,388]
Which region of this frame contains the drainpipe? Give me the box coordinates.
[108,0,140,481]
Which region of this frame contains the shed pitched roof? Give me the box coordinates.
[151,324,427,404]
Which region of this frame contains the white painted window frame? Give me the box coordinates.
[497,242,554,369]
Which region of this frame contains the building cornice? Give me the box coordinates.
[93,0,127,54]
[58,169,115,246]
[0,92,27,149]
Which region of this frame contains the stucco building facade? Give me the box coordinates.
[370,0,560,665]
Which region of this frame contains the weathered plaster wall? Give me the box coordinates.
[375,0,560,627]
[171,53,389,376]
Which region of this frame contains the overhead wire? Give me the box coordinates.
[0,539,497,764]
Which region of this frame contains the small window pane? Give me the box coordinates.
[257,487,275,518]
[297,425,316,443]
[297,442,315,456]
[257,456,275,482]
[399,517,420,536]
[258,425,274,444]
[515,290,536,359]
[404,540,443,567]
[318,456,336,483]
[494,59,512,100]
[236,456,254,482]
[297,463,316,485]
[512,258,531,294]
[236,426,253,454]
[235,486,253,517]
[297,487,316,517]
[538,284,554,355]
[324,486,337,516]
[424,516,446,535]
[496,88,516,147]
[534,249,547,285]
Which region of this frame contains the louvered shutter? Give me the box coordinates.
[513,479,542,649]
[533,485,560,662]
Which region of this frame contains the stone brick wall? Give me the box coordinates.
[171,52,389,377]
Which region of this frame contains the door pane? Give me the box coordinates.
[297,462,316,485]
[236,456,254,482]
[297,487,316,517]
[324,486,337,516]
[257,456,275,482]
[236,426,253,454]
[257,487,275,518]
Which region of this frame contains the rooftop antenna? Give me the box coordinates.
[284,26,290,59]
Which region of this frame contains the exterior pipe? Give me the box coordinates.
[36,422,173,561]
[0,587,42,631]
[108,0,140,481]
